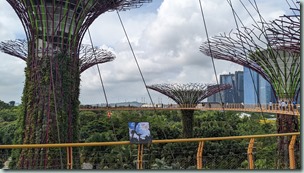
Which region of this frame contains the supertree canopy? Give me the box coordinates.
[4,0,151,169]
[147,83,232,138]
[200,3,300,169]
[0,39,27,61]
[0,39,116,73]
[266,7,300,54]
[200,24,300,102]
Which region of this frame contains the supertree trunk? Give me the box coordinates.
[181,110,195,138]
[5,0,151,169]
[276,113,299,169]
[12,52,81,169]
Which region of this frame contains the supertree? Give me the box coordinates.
[147,83,232,138]
[200,4,300,168]
[266,7,300,54]
[4,0,151,169]
[0,39,116,73]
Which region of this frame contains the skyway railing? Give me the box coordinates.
[0,132,300,169]
[80,103,300,116]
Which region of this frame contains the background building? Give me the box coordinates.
[207,71,244,103]
[220,73,235,103]
[243,67,276,105]
[234,71,244,103]
[207,68,295,105]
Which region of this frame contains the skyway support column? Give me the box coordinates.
[196,141,204,169]
[247,138,255,169]
[66,147,73,169]
[289,135,296,169]
[137,144,144,169]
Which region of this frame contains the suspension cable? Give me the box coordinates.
[87,28,109,107]
[275,0,297,17]
[252,0,299,118]
[116,10,178,162]
[116,10,156,111]
[226,0,265,118]
[49,51,63,169]
[239,0,297,117]
[87,28,119,140]
[244,0,289,81]
[249,0,297,110]
[198,0,226,112]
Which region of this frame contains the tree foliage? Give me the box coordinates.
[0,100,12,109]
[1,106,289,169]
[0,104,19,165]
[76,110,279,169]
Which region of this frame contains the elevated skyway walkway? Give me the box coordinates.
[80,103,300,116]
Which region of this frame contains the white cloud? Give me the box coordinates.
[0,0,292,104]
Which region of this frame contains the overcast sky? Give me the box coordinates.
[0,0,292,105]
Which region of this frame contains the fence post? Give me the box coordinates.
[196,141,204,169]
[66,147,73,169]
[289,135,296,169]
[247,138,255,169]
[137,144,144,169]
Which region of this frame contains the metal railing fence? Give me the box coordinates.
[0,132,300,169]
